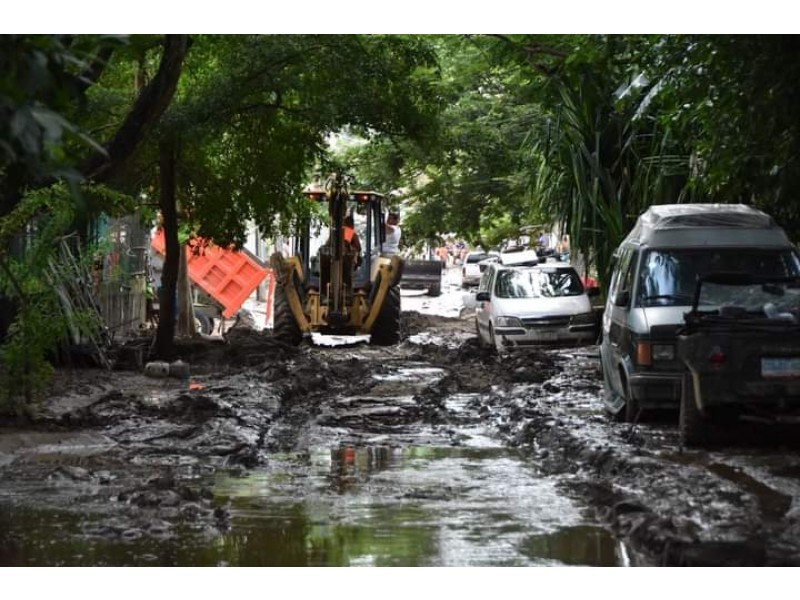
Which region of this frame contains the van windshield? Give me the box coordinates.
[637,248,800,307]
[495,268,584,299]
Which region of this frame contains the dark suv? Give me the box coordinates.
[600,204,800,423]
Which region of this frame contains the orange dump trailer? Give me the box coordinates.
[151,230,271,319]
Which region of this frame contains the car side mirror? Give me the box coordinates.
[475,291,490,302]
[614,290,630,307]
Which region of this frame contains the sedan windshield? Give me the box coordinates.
[495,269,584,299]
[637,248,800,307]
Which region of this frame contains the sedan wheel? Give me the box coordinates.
[476,319,487,348]
[489,324,504,354]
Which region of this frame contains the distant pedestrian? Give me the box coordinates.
[537,231,550,249]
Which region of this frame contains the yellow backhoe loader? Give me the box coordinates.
[269,173,404,345]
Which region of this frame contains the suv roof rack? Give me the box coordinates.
[639,204,773,230]
[625,203,786,247]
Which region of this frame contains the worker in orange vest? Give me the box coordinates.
[344,215,362,268]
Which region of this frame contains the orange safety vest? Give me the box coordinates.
[344,226,355,243]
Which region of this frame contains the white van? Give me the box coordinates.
[600,204,800,421]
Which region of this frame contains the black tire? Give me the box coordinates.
[680,373,707,447]
[371,285,401,346]
[489,323,503,354]
[601,363,625,422]
[428,282,441,297]
[623,375,640,423]
[272,282,302,346]
[195,313,213,335]
[476,319,487,348]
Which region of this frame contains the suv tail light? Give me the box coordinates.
[709,346,726,365]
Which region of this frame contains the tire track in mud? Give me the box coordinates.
[252,324,622,565]
[490,347,800,566]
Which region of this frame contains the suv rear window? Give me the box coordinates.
[467,253,489,263]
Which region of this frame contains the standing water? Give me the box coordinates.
[210,441,625,566]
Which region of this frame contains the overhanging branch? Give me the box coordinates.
[80,34,189,183]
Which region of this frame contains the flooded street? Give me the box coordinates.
[0,443,621,566]
[1,268,800,566]
[0,348,624,566]
[206,355,624,568]
[210,445,622,567]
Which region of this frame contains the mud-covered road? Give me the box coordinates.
[2,284,800,566]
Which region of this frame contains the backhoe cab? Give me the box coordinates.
[270,174,403,345]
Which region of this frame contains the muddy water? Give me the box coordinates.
[0,360,625,566]
[209,446,623,567]
[0,444,624,567]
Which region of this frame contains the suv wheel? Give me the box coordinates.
[680,373,707,447]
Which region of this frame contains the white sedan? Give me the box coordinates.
[475,263,599,351]
[461,251,500,288]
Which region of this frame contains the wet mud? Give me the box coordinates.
[1,310,800,565]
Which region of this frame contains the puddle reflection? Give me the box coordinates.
[0,445,625,566]
[209,445,625,566]
[520,525,624,566]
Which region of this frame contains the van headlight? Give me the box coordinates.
[495,316,523,328]
[637,342,675,366]
[652,344,675,361]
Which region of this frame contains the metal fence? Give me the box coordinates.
[92,213,152,340]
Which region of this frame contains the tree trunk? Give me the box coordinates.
[176,243,195,337]
[154,138,179,359]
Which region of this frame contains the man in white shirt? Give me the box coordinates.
[383,211,401,256]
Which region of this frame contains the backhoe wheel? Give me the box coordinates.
[680,373,707,447]
[371,285,401,346]
[272,282,302,345]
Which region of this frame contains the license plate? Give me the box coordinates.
[534,330,558,341]
[762,357,800,378]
